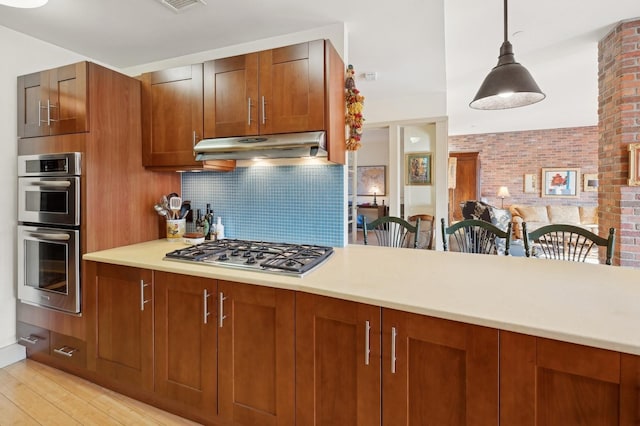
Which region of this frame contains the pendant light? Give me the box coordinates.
[0,0,47,7]
[470,0,545,110]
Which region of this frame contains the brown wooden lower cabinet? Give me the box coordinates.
[382,308,499,425]
[86,262,154,390]
[218,281,295,425]
[500,331,640,425]
[295,293,381,426]
[154,272,217,419]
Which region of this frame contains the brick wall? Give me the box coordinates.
[449,126,598,208]
[598,18,640,267]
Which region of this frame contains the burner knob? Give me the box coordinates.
[256,252,265,259]
[246,257,257,265]
[231,249,240,256]
[218,254,229,261]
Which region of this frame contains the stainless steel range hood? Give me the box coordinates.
[194,131,326,161]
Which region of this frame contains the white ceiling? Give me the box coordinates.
[1,0,639,135]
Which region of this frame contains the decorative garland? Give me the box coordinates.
[345,64,365,151]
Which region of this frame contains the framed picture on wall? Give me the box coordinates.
[405,152,432,186]
[583,173,598,192]
[542,168,580,197]
[523,173,537,193]
[629,143,640,186]
[357,165,386,196]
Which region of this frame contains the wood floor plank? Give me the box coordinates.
[1,360,201,426]
[0,368,80,425]
[0,393,39,426]
[4,361,121,426]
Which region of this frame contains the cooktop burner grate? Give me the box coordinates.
[164,239,333,276]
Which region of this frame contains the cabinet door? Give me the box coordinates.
[259,40,325,135]
[382,309,499,425]
[17,71,49,138]
[218,281,295,425]
[87,263,153,390]
[500,331,640,425]
[141,64,203,167]
[204,53,259,138]
[154,272,217,419]
[48,62,88,136]
[296,293,381,426]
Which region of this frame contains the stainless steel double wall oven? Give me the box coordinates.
[17,152,82,314]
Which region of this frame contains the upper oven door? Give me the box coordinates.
[18,176,80,226]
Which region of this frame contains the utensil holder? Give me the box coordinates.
[166,219,186,242]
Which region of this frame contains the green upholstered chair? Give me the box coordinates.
[523,223,615,265]
[363,216,421,248]
[441,218,512,255]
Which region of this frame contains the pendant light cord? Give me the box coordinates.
[503,0,508,43]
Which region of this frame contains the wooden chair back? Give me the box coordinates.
[408,214,435,250]
[523,223,615,265]
[363,216,421,248]
[441,218,512,255]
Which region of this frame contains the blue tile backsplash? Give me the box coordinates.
[182,164,345,247]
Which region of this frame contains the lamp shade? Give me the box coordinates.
[470,0,545,110]
[497,186,510,198]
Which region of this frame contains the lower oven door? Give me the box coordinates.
[17,225,80,314]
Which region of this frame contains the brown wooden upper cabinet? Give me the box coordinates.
[204,39,346,164]
[18,62,89,138]
[141,64,204,169]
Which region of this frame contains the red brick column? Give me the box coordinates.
[598,19,640,267]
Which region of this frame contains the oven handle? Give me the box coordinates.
[27,232,71,241]
[28,181,72,188]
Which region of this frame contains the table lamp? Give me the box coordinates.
[497,186,510,208]
[370,186,379,206]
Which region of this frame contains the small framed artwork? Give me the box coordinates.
[583,173,598,192]
[523,173,537,193]
[405,152,432,186]
[447,157,457,189]
[629,143,640,186]
[542,168,580,197]
[357,165,386,196]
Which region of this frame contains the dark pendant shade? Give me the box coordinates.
[470,0,545,110]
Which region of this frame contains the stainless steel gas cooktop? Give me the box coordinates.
[164,239,334,277]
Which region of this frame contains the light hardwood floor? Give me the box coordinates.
[0,359,201,425]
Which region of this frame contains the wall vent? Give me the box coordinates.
[157,0,206,13]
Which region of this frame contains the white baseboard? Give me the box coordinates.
[0,343,26,368]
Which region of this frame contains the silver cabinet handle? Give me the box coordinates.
[391,326,397,374]
[192,130,197,156]
[140,280,150,311]
[19,336,38,345]
[203,289,211,324]
[27,232,70,241]
[219,291,227,327]
[38,100,42,126]
[261,96,266,125]
[247,97,252,125]
[365,320,371,365]
[53,346,76,357]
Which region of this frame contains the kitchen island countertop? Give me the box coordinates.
[84,239,640,356]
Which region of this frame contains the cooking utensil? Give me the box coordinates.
[180,201,191,219]
[169,197,182,219]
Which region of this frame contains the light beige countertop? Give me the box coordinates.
[84,240,640,356]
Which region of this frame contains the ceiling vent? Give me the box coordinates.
[157,0,206,13]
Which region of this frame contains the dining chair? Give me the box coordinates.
[523,223,615,265]
[441,218,512,255]
[363,216,421,248]
[407,214,435,249]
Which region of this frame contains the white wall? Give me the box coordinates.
[356,128,389,205]
[403,124,437,217]
[0,26,88,350]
